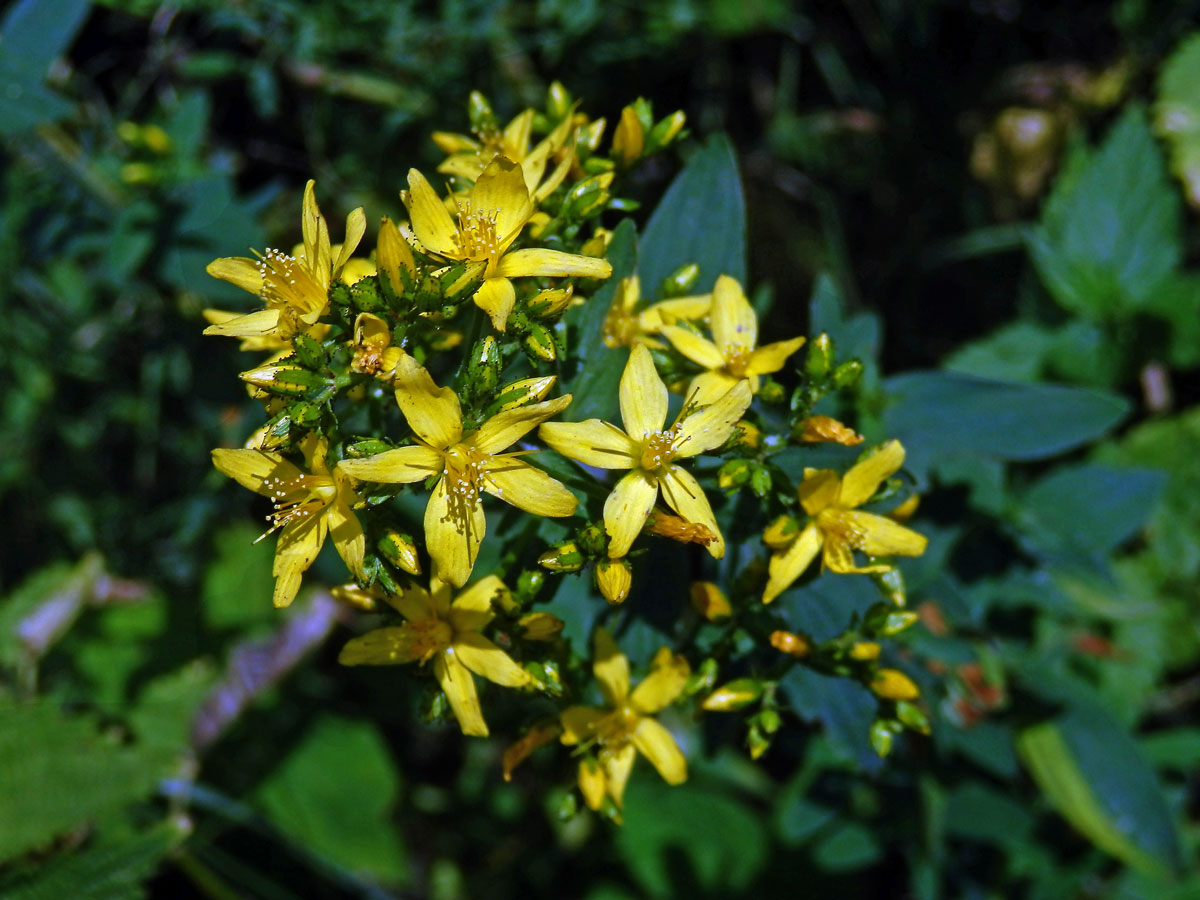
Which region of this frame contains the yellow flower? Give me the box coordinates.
[211,434,365,608]
[350,313,404,380]
[660,274,806,404]
[338,354,577,587]
[433,100,575,200]
[338,575,533,737]
[539,344,752,559]
[561,629,690,813]
[204,181,365,344]
[403,158,612,331]
[601,275,711,350]
[762,440,928,604]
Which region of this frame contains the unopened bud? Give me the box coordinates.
[702,678,763,712]
[467,90,496,133]
[873,568,907,607]
[870,719,898,757]
[611,105,645,166]
[718,458,752,490]
[758,379,785,403]
[896,700,931,735]
[849,641,881,661]
[733,421,762,449]
[546,81,572,120]
[758,708,782,735]
[538,541,584,572]
[871,668,920,701]
[661,262,700,298]
[769,630,810,658]
[806,333,834,379]
[797,415,863,446]
[832,359,864,388]
[330,583,382,611]
[292,333,328,371]
[515,569,545,603]
[689,582,732,621]
[647,110,687,151]
[762,515,801,550]
[595,558,632,605]
[524,323,558,362]
[528,286,574,319]
[747,722,771,760]
[378,531,421,575]
[467,336,502,393]
[519,612,564,641]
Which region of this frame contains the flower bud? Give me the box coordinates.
[489,375,557,415]
[871,668,920,701]
[546,81,572,120]
[611,105,645,167]
[518,612,564,641]
[762,515,801,550]
[849,641,881,661]
[872,567,907,607]
[832,358,864,388]
[689,582,732,621]
[747,722,771,760]
[758,708,782,735]
[896,700,931,735]
[467,90,496,133]
[524,323,558,362]
[749,465,772,498]
[647,110,687,151]
[718,458,752,490]
[595,558,632,605]
[769,630,810,658]
[577,522,607,556]
[870,719,898,757]
[528,286,574,319]
[378,530,421,575]
[292,332,328,370]
[684,657,719,696]
[796,415,863,446]
[330,583,382,611]
[660,262,700,298]
[514,569,545,603]
[702,678,763,712]
[563,172,614,218]
[538,541,584,572]
[758,379,785,403]
[467,335,502,394]
[805,333,834,379]
[890,494,920,522]
[733,421,762,449]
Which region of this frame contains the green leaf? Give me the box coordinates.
[201,523,277,630]
[1027,105,1181,320]
[562,218,637,423]
[256,715,407,884]
[811,821,882,871]
[617,775,767,897]
[780,666,882,773]
[881,371,1129,480]
[942,321,1056,383]
[942,783,1033,848]
[1018,701,1183,878]
[1017,464,1167,557]
[0,703,165,862]
[0,825,181,900]
[0,0,92,78]
[1155,31,1200,207]
[637,134,746,294]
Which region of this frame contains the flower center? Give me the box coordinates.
[443,443,490,503]
[403,617,454,664]
[260,472,337,536]
[453,202,501,263]
[723,343,751,376]
[258,248,328,332]
[638,424,684,471]
[816,508,868,549]
[596,705,641,745]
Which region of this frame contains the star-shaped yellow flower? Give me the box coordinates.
[338,354,577,587]
[204,181,366,345]
[601,275,712,350]
[339,575,533,737]
[539,344,751,559]
[762,440,928,604]
[660,274,806,404]
[403,157,612,331]
[212,434,365,608]
[561,629,690,814]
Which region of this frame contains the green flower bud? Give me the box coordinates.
[467,336,501,394]
[684,657,719,696]
[344,438,393,458]
[350,276,385,313]
[546,81,572,121]
[467,90,496,134]
[873,567,907,607]
[747,722,771,760]
[524,323,558,362]
[718,459,752,490]
[292,332,329,370]
[895,701,931,735]
[538,541,584,572]
[646,110,687,152]
[515,569,545,603]
[748,464,773,498]
[702,678,763,711]
[758,708,782,735]
[577,522,606,557]
[870,719,897,757]
[832,358,864,388]
[660,263,700,298]
[757,379,785,404]
[806,333,834,380]
[563,172,613,218]
[289,400,322,428]
[378,530,421,575]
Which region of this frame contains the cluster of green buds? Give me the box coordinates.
[204,84,933,818]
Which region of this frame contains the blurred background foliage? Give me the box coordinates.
[2,0,1200,897]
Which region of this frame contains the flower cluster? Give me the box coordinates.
[206,85,931,818]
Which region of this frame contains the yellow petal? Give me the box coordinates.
[425,476,485,588]
[639,295,712,331]
[405,168,460,257]
[603,743,637,808]
[432,130,479,154]
[497,248,613,279]
[630,648,690,714]
[840,440,906,508]
[579,757,607,810]
[822,536,882,573]
[484,456,577,516]
[301,180,321,267]
[746,336,806,376]
[435,651,488,737]
[202,308,282,338]
[472,157,533,243]
[822,509,928,558]
[392,354,463,449]
[387,583,437,623]
[593,628,630,706]
[561,705,608,745]
[798,468,842,516]
[327,496,365,580]
[503,108,535,155]
[686,370,742,406]
[337,444,444,484]
[333,209,367,278]
[675,379,753,457]
[338,626,426,665]
[620,344,668,440]
[658,465,724,558]
[447,575,502,633]
[272,513,326,607]
[377,217,415,294]
[659,325,725,369]
[710,274,757,350]
[453,632,532,688]
[538,420,638,470]
[474,277,517,331]
[206,256,262,294]
[211,447,297,495]
[631,717,687,785]
[763,523,822,604]
[471,395,572,455]
[603,469,660,558]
